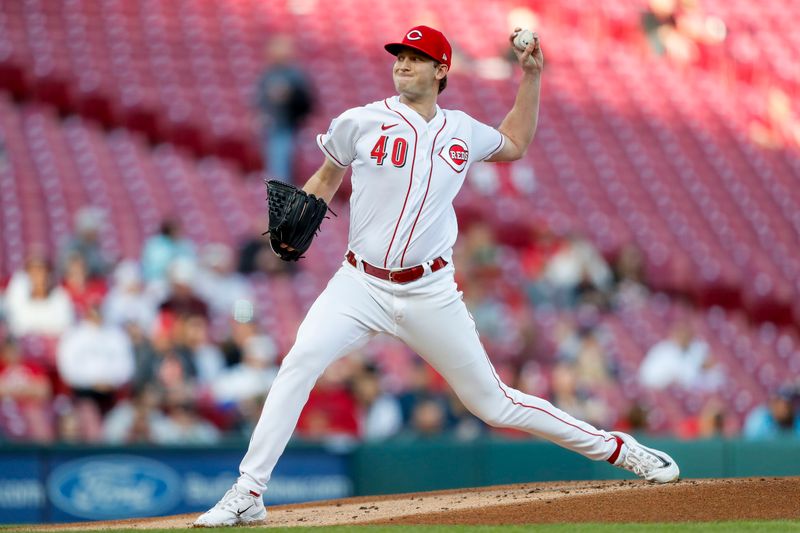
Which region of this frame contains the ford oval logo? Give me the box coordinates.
[47,455,181,519]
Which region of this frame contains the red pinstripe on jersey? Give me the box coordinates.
[382,99,419,268]
[485,134,505,160]
[317,134,348,167]
[399,117,447,267]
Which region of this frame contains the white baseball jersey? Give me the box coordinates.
[316,96,505,268]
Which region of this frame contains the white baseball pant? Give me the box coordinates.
[236,261,620,494]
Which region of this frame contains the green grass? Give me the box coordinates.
[8,522,800,533]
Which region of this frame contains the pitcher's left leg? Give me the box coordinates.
[397,274,618,461]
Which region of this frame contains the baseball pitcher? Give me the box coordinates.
[195,25,679,527]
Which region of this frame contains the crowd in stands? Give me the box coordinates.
[0,3,797,445]
[2,207,798,446]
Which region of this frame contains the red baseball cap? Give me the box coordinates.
[385,25,452,68]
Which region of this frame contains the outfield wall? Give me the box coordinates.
[1,437,798,523]
[351,437,800,494]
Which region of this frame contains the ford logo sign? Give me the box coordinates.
[47,455,181,519]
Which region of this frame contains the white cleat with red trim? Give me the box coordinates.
[611,431,680,483]
[193,484,266,527]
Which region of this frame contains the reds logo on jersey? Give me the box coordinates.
[438,138,469,173]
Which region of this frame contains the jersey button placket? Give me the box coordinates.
[401,122,437,265]
[397,129,425,267]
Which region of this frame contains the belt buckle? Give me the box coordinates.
[388,269,398,283]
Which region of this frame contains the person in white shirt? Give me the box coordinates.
[542,235,613,307]
[102,260,159,331]
[639,320,725,392]
[56,304,134,404]
[193,243,251,321]
[210,335,279,406]
[4,257,74,338]
[196,25,678,528]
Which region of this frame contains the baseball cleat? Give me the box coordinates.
[193,484,267,527]
[611,431,680,483]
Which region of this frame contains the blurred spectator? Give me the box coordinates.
[194,243,250,320]
[0,338,54,442]
[4,256,74,337]
[407,398,447,438]
[460,222,501,277]
[102,260,158,331]
[211,335,278,405]
[351,363,403,441]
[641,0,700,64]
[177,315,226,385]
[462,276,522,363]
[55,400,86,443]
[56,304,135,442]
[521,225,563,279]
[749,88,800,150]
[398,361,444,424]
[455,223,538,363]
[59,207,111,278]
[56,304,135,411]
[541,235,612,308]
[443,387,485,441]
[555,318,615,385]
[237,215,295,277]
[638,320,725,392]
[554,317,583,362]
[153,391,220,445]
[550,361,612,429]
[641,0,725,65]
[576,335,615,389]
[641,0,679,55]
[124,321,160,393]
[296,358,359,441]
[255,35,314,184]
[521,225,565,306]
[238,234,274,276]
[396,361,455,438]
[220,317,267,369]
[616,402,650,433]
[677,397,737,439]
[516,360,551,400]
[743,386,800,439]
[146,342,199,439]
[611,243,649,306]
[237,238,294,277]
[158,258,209,320]
[141,220,195,283]
[103,384,166,444]
[61,253,107,318]
[150,335,197,401]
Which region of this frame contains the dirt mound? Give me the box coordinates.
[19,477,800,529]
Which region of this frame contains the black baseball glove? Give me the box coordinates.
[264,179,331,261]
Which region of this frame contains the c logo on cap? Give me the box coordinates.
[406,30,423,40]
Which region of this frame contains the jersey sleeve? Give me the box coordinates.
[316,109,360,168]
[469,115,505,162]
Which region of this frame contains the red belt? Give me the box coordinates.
[346,251,447,284]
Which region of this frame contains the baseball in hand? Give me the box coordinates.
[513,29,535,51]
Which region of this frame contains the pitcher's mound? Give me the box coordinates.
[25,477,800,529]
